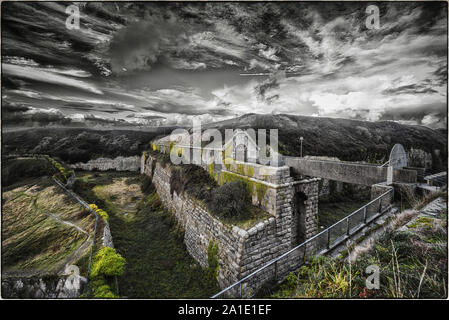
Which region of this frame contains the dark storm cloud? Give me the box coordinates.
[1,1,447,128]
[107,18,190,74]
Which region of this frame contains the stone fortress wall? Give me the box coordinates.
[143,138,423,296]
[142,153,319,295]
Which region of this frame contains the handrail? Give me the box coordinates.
[211,188,393,298]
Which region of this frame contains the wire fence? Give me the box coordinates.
[52,178,99,283]
[211,187,394,298]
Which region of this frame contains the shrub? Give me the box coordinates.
[170,165,217,201]
[89,203,109,222]
[93,284,118,298]
[206,181,251,218]
[89,277,119,299]
[45,156,72,183]
[96,209,109,222]
[91,247,126,278]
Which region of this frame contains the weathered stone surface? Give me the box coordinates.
[2,275,87,299]
[70,156,140,172]
[143,154,319,296]
[285,156,417,186]
[102,223,114,248]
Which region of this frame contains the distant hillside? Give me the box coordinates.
[2,115,447,170]
[2,128,165,164]
[202,114,447,168]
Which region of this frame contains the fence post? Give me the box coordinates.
[346,218,350,236]
[363,207,367,224]
[378,198,382,213]
[327,229,331,249]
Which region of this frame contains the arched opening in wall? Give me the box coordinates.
[292,191,308,245]
[235,144,247,162]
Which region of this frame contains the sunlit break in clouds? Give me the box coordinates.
[1,1,447,129]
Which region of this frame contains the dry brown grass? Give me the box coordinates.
[391,209,418,230]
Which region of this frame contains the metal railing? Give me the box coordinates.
[211,187,394,298]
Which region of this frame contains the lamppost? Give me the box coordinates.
[300,136,304,157]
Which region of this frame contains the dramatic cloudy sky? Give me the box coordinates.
[1,1,447,129]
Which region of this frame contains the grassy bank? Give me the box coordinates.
[2,176,93,277]
[74,171,219,298]
[270,197,447,299]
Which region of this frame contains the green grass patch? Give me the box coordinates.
[76,171,219,298]
[2,176,93,276]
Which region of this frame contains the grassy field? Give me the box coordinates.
[74,171,219,298]
[2,176,94,277]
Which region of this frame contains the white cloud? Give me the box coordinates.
[2,63,103,95]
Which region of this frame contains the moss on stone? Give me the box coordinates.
[208,162,214,179]
[408,217,434,229]
[207,241,219,280]
[218,171,268,205]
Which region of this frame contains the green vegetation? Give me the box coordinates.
[208,113,447,168]
[207,181,250,219]
[45,155,74,183]
[207,241,220,281]
[218,170,268,204]
[1,157,56,187]
[88,247,126,298]
[270,202,447,299]
[408,217,434,229]
[91,280,118,298]
[91,247,126,277]
[74,171,219,298]
[2,176,93,277]
[2,127,160,163]
[271,256,355,298]
[168,163,270,229]
[148,148,171,167]
[89,203,109,222]
[170,164,217,201]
